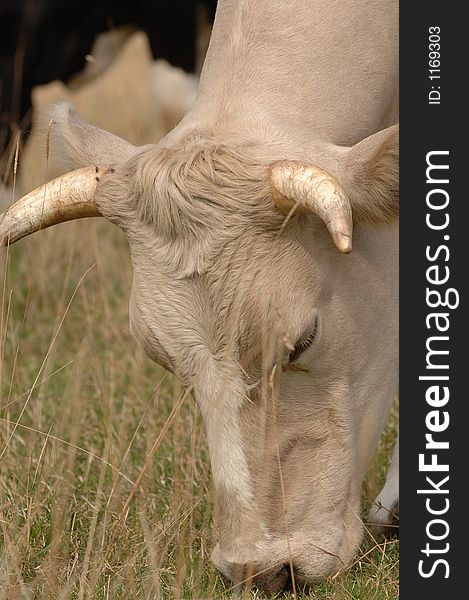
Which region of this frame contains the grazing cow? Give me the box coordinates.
[0,0,399,593]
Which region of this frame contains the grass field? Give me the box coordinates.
[0,33,398,599]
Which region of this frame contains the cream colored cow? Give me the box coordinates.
[0,0,398,592]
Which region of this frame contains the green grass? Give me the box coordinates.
[0,218,399,599]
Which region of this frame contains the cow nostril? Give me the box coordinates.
[280,564,315,595]
[253,563,290,594]
[217,559,301,594]
[282,563,299,593]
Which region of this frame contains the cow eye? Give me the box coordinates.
[288,320,318,363]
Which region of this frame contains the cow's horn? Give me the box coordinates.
[271,161,353,253]
[0,167,109,247]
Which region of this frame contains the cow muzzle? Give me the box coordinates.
[212,540,345,594]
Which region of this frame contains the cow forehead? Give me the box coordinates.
[94,131,343,285]
[117,137,331,369]
[104,137,281,279]
[125,137,277,235]
[128,225,322,377]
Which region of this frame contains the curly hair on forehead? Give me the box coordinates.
[126,133,279,239]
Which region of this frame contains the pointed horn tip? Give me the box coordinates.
[340,241,352,254]
[333,232,352,254]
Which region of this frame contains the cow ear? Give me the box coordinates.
[48,102,136,172]
[342,124,398,223]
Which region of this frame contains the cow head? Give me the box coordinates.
[0,104,398,593]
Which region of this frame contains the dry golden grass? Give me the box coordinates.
[0,32,398,599]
